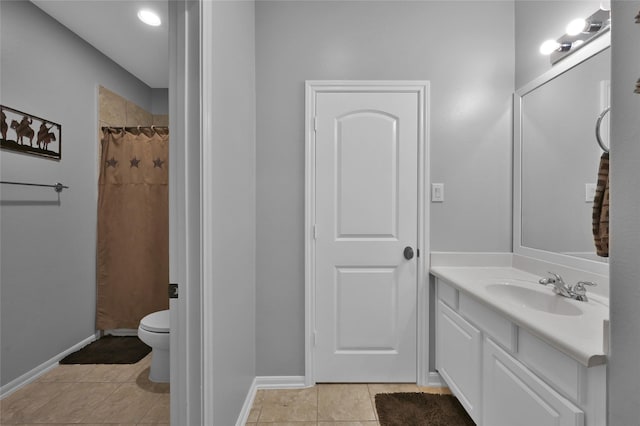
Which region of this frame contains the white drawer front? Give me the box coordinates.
[437,278,458,310]
[518,329,583,402]
[459,293,516,352]
[483,338,584,426]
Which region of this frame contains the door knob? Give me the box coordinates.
[403,246,414,260]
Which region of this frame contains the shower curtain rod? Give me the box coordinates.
[101,125,168,130]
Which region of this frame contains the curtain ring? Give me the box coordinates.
[595,107,610,153]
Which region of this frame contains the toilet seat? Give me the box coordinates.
[140,310,170,333]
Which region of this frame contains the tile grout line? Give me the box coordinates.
[369,387,376,424]
[253,404,262,425]
[369,384,378,423]
[76,380,124,424]
[254,389,262,424]
[134,388,165,424]
[0,381,67,424]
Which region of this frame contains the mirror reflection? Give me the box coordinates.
[521,47,610,262]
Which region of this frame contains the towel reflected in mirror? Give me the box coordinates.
[592,152,609,257]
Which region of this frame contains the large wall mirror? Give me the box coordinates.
[514,33,610,276]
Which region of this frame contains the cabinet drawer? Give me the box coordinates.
[518,329,583,402]
[483,338,584,426]
[437,278,458,309]
[459,293,516,352]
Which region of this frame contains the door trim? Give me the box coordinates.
[304,81,430,386]
[169,0,207,423]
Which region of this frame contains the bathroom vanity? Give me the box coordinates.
[433,14,614,426]
[432,264,607,426]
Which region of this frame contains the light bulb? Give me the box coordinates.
[539,39,560,55]
[137,9,161,27]
[566,18,587,36]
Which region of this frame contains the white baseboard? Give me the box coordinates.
[255,375,308,389]
[236,377,258,426]
[235,376,309,426]
[426,371,446,388]
[0,332,99,399]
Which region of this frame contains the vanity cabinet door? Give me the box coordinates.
[436,300,482,424]
[483,338,584,426]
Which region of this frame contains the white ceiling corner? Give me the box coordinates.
[31,0,169,88]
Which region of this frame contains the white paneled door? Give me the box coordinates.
[314,88,420,382]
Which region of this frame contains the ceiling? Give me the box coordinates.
[31,0,169,88]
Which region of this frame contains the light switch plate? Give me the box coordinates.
[432,183,444,202]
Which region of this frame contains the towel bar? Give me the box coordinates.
[0,181,69,193]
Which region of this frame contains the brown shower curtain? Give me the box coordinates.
[96,127,169,330]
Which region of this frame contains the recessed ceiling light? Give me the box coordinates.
[138,9,161,27]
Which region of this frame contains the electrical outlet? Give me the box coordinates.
[585,183,596,203]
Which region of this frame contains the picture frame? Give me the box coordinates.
[0,105,62,160]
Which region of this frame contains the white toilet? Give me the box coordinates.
[138,309,170,383]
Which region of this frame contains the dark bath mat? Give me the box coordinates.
[59,335,151,364]
[375,392,475,426]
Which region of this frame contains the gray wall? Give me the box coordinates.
[210,1,257,424]
[151,88,169,115]
[515,0,602,88]
[255,1,514,376]
[609,1,640,424]
[0,1,154,386]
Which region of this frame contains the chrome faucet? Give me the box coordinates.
[538,272,597,302]
[538,272,573,298]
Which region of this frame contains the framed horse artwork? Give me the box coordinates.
[0,105,61,160]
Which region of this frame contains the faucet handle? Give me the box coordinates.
[574,281,597,290]
[539,272,563,285]
[539,271,557,285]
[572,281,597,301]
[548,272,564,282]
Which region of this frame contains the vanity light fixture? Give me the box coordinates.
[539,40,571,55]
[137,9,161,27]
[539,8,610,64]
[566,18,587,36]
[539,40,559,55]
[585,20,604,33]
[566,18,603,36]
[572,39,585,49]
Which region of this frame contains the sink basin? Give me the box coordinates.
[486,283,583,316]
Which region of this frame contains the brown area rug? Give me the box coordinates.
[59,336,151,364]
[375,393,475,426]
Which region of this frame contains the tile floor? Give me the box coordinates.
[246,383,451,425]
[0,354,169,425]
[1,359,451,426]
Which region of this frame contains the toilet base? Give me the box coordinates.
[148,348,170,383]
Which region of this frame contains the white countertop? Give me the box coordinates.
[431,266,608,367]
